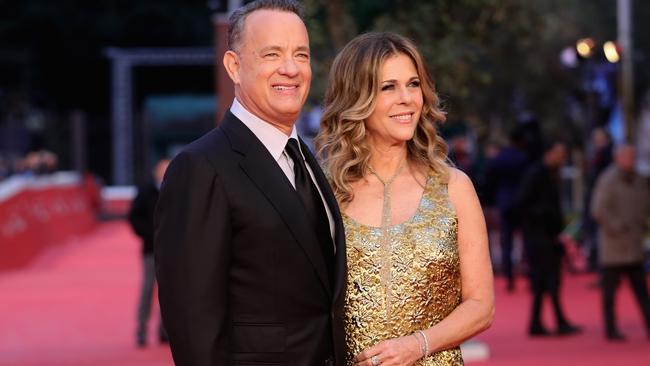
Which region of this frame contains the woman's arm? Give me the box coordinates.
[421,167,495,352]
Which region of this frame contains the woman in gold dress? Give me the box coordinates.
[315,32,494,366]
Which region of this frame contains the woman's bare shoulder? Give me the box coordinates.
[444,166,481,215]
[446,166,474,191]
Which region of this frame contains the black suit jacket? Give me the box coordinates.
[154,112,347,366]
[128,181,158,255]
[515,162,564,238]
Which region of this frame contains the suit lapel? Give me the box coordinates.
[221,113,332,295]
[300,138,347,304]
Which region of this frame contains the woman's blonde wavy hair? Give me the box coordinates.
[315,32,449,204]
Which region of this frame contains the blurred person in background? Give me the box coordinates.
[14,150,58,177]
[637,90,650,177]
[128,158,170,347]
[591,144,650,341]
[517,113,544,163]
[485,127,529,293]
[82,170,103,218]
[23,151,40,176]
[516,141,582,336]
[582,128,613,270]
[0,155,8,180]
[39,150,58,174]
[448,134,475,179]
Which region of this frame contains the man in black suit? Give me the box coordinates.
[154,1,346,365]
[128,158,170,347]
[516,141,581,337]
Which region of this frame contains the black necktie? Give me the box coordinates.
[285,138,335,284]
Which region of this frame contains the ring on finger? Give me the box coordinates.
[371,355,380,366]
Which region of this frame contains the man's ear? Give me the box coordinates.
[223,50,241,84]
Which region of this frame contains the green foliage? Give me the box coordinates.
[2,0,648,135]
[303,0,648,141]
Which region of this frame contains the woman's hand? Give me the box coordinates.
[353,334,423,366]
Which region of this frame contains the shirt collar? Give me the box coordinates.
[230,98,301,161]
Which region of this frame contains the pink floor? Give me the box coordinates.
[1,222,649,365]
[476,275,650,365]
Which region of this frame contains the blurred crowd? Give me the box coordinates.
[0,150,59,181]
[446,114,650,340]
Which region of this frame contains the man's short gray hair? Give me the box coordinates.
[228,0,305,52]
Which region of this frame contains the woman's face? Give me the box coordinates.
[364,53,423,147]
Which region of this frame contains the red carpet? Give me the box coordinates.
[1,222,649,365]
[475,272,650,365]
[0,222,173,366]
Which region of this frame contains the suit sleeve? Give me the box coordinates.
[513,168,535,218]
[154,151,231,365]
[127,188,148,239]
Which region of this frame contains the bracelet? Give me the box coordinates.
[416,330,429,358]
[412,333,425,358]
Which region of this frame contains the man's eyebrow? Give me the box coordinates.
[259,45,282,53]
[258,45,310,53]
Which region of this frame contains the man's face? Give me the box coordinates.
[616,146,636,172]
[230,9,311,132]
[546,143,567,167]
[154,159,170,185]
[555,144,567,166]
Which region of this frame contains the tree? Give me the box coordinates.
[303,0,649,142]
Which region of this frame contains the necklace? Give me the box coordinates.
[367,160,406,319]
[367,162,406,228]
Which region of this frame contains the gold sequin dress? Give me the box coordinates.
[343,170,463,365]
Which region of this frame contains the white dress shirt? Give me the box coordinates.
[230,99,336,242]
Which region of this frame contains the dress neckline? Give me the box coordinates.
[342,171,433,230]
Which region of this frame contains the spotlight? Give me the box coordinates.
[603,41,620,63]
[576,38,595,58]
